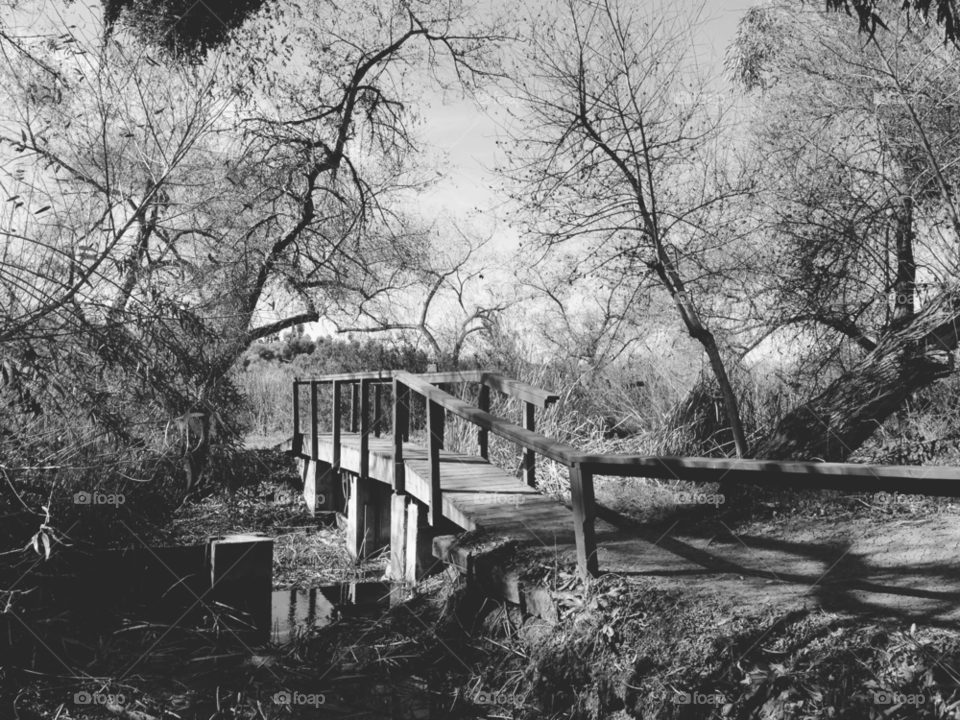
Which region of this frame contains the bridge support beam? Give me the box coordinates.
[384,493,441,584]
[406,499,441,584]
[388,492,409,582]
[303,459,339,514]
[346,473,393,560]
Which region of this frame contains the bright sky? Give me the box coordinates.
[414,0,756,237]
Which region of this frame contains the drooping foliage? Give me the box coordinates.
[100,0,271,59]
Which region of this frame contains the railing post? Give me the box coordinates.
[569,462,598,578]
[522,401,536,487]
[292,380,301,455]
[360,378,371,479]
[393,378,408,494]
[292,379,300,435]
[427,398,444,526]
[350,382,359,433]
[332,380,342,497]
[374,383,382,438]
[310,381,319,463]
[478,384,489,460]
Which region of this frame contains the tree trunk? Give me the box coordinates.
[752,290,960,462]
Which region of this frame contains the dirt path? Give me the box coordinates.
[550,513,960,625]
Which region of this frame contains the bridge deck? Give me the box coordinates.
[295,433,615,548]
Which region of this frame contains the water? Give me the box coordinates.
[268,581,408,644]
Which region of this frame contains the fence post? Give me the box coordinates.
[374,383,382,438]
[310,381,319,463]
[292,379,300,435]
[292,380,301,455]
[427,398,444,526]
[478,384,489,460]
[350,382,359,433]
[332,381,342,503]
[393,378,408,494]
[522,401,536,487]
[360,378,371,479]
[569,463,598,578]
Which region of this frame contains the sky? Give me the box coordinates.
[413,0,756,238]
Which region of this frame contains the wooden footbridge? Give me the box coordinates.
[285,370,960,586]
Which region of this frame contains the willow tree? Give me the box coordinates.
[0,0,506,491]
[730,3,960,461]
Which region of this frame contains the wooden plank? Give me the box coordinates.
[395,372,579,465]
[479,372,559,408]
[575,455,960,496]
[292,378,300,436]
[478,384,489,460]
[297,370,396,383]
[393,379,408,494]
[332,381,342,479]
[350,383,359,433]
[522,401,536,488]
[428,399,444,527]
[310,381,319,462]
[569,463,598,578]
[360,379,370,479]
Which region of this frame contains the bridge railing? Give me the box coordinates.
[294,370,960,581]
[291,369,562,513]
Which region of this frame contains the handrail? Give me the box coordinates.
[571,454,960,494]
[293,370,559,408]
[394,372,579,465]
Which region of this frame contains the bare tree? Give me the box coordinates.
[497,0,751,456]
[333,221,508,366]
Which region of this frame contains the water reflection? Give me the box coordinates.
[268,581,409,644]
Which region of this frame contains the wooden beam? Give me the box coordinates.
[395,372,579,465]
[479,372,559,408]
[292,378,300,436]
[350,383,359,433]
[332,380,342,481]
[360,378,370,479]
[393,378,408,494]
[574,455,960,497]
[374,384,382,438]
[569,463,598,578]
[310,381,319,462]
[427,398,444,526]
[522,401,536,487]
[477,384,489,460]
